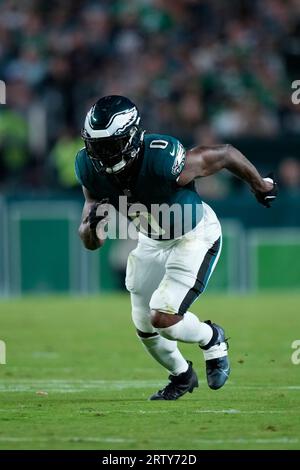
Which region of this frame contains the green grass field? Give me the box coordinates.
[0,293,299,450]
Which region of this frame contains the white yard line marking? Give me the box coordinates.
[189,437,299,445]
[0,409,25,413]
[31,352,60,359]
[0,437,132,443]
[194,409,285,414]
[0,408,295,416]
[0,380,162,393]
[227,385,300,390]
[0,380,299,393]
[108,409,296,415]
[0,437,297,445]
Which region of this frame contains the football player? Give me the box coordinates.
[76,95,277,400]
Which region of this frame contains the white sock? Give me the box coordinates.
[140,334,189,376]
[157,311,213,346]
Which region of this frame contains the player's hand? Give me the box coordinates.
[254,173,278,208]
[88,198,110,230]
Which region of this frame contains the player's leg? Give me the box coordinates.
[150,235,221,346]
[125,238,193,381]
[150,203,230,390]
[130,292,190,376]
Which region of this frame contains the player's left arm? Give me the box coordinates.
[177,144,278,207]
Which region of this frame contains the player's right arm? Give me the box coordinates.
[78,187,107,250]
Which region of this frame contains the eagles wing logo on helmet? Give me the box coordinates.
[85,107,138,138]
[113,108,139,136]
[82,95,144,174]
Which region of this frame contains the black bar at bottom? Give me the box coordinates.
[0,450,299,465]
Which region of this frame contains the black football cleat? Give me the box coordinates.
[200,321,230,390]
[149,361,198,401]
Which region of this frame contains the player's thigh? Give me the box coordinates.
[126,241,165,331]
[150,203,222,315]
[125,243,165,300]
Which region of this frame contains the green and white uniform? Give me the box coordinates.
[75,133,221,326]
[76,133,203,239]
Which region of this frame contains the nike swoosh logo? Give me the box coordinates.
[170,145,176,157]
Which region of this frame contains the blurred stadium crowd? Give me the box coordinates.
[0,0,300,196]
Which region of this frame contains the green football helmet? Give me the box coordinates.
[81,95,144,174]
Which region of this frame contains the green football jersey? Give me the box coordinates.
[75,133,203,239]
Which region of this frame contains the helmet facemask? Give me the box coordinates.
[82,125,144,174]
